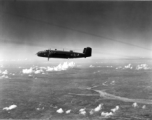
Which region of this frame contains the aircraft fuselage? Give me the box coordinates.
[37,50,86,59]
[37,47,92,59]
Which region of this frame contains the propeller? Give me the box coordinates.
[48,49,51,61]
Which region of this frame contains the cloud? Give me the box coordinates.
[111,105,119,113]
[124,64,133,69]
[3,105,17,111]
[102,81,108,86]
[106,66,113,68]
[115,64,133,70]
[79,108,86,115]
[56,108,64,113]
[110,81,115,85]
[89,109,94,115]
[22,67,43,74]
[136,64,150,70]
[46,61,75,72]
[22,67,33,74]
[101,112,113,117]
[94,104,103,112]
[0,64,3,68]
[116,66,122,69]
[34,69,43,74]
[68,62,75,67]
[2,70,8,75]
[116,63,151,70]
[89,65,94,68]
[36,108,41,111]
[22,62,76,74]
[142,105,146,109]
[46,66,54,71]
[0,70,9,79]
[65,109,71,114]
[39,67,47,70]
[90,103,103,115]
[132,102,138,108]
[0,75,9,79]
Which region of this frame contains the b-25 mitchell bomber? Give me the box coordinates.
[37,47,92,60]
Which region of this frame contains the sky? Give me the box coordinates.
[0,1,152,62]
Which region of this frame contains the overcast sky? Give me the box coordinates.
[0,1,152,62]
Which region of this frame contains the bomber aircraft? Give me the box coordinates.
[37,47,92,60]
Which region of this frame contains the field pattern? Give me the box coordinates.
[0,61,152,119]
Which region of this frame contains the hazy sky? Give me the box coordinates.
[1,1,152,62]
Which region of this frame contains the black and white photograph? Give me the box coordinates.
[0,0,152,119]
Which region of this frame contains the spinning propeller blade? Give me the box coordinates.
[48,49,51,61]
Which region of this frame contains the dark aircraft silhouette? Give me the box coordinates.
[37,47,92,60]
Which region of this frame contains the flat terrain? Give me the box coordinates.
[0,61,152,119]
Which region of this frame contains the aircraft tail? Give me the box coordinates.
[83,47,92,57]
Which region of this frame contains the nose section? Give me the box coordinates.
[36,52,41,56]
